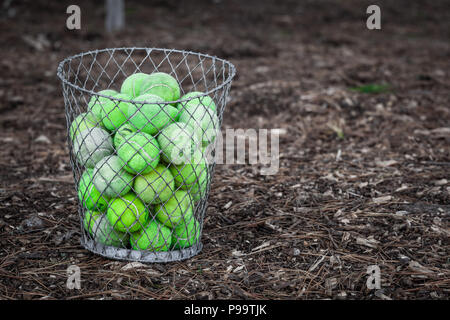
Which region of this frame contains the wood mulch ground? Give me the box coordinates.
[0,0,448,299]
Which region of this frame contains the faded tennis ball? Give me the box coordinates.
[202,142,216,165]
[107,192,148,233]
[73,127,114,168]
[88,89,118,123]
[155,190,193,228]
[120,73,151,98]
[83,210,101,234]
[117,131,161,174]
[177,91,216,112]
[140,72,180,105]
[69,112,100,142]
[172,217,201,249]
[130,219,172,251]
[128,94,179,135]
[113,123,136,149]
[134,164,175,204]
[101,93,131,131]
[84,210,129,248]
[78,169,109,212]
[178,103,219,146]
[93,155,134,198]
[157,122,201,165]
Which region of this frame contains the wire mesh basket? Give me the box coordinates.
[57,48,236,262]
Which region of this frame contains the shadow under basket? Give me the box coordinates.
[57,48,236,262]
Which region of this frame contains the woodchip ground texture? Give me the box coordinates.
[0,0,449,299]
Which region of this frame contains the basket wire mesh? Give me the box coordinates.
[57,48,235,262]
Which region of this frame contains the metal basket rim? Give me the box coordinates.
[82,237,204,263]
[56,47,236,105]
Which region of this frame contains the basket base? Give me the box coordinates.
[82,238,203,263]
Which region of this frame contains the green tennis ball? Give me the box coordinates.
[120,73,151,98]
[128,94,179,135]
[157,122,202,165]
[84,210,129,248]
[73,127,114,168]
[177,91,216,112]
[129,211,150,239]
[107,192,148,233]
[101,93,131,131]
[117,131,161,174]
[113,123,136,149]
[88,89,118,123]
[134,164,175,204]
[170,161,206,188]
[78,169,109,211]
[172,218,201,249]
[130,219,172,251]
[170,161,208,202]
[178,103,219,146]
[190,172,209,202]
[69,112,101,142]
[155,190,194,228]
[139,72,180,105]
[93,155,134,198]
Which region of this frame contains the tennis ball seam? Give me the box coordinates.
[141,83,174,97]
[126,140,155,162]
[122,198,139,214]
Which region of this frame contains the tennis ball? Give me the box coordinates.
[116,131,161,174]
[170,161,208,202]
[73,127,114,168]
[101,93,131,131]
[134,164,175,204]
[172,218,201,249]
[177,91,216,112]
[157,122,202,165]
[88,89,118,123]
[83,210,129,248]
[130,219,172,251]
[107,192,148,233]
[202,143,216,165]
[170,160,206,188]
[120,73,151,98]
[190,171,209,202]
[139,72,180,104]
[93,155,134,198]
[128,94,179,135]
[78,169,109,211]
[178,103,219,146]
[69,112,101,142]
[83,210,102,234]
[129,210,151,239]
[155,190,194,228]
[113,123,136,149]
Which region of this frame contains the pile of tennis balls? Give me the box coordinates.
[70,71,219,252]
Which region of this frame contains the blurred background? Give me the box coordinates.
[0,0,449,299]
